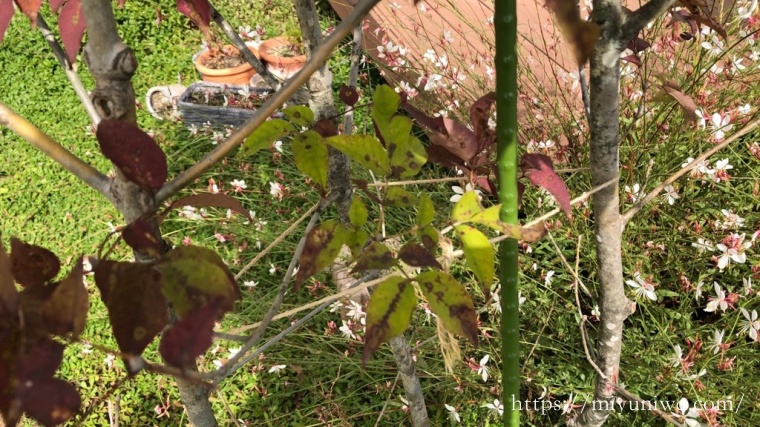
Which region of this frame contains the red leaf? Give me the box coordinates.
[17,338,64,381]
[96,120,168,192]
[425,145,468,170]
[339,85,359,107]
[157,193,251,224]
[0,239,17,319]
[176,0,211,39]
[313,118,338,138]
[661,85,699,122]
[59,0,85,64]
[49,0,66,13]
[10,238,60,287]
[520,153,572,219]
[14,0,41,27]
[42,259,88,339]
[469,92,495,144]
[401,100,479,162]
[0,0,15,44]
[159,302,217,369]
[398,243,441,270]
[621,54,642,66]
[626,37,650,53]
[18,378,80,426]
[121,219,163,258]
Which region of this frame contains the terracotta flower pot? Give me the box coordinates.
[259,37,307,81]
[194,44,260,85]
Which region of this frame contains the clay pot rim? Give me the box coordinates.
[194,44,260,76]
[259,36,307,66]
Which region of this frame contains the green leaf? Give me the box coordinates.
[93,260,168,356]
[351,242,396,274]
[384,187,418,208]
[455,225,494,292]
[292,130,328,188]
[372,85,401,140]
[451,191,481,222]
[346,228,369,258]
[155,245,241,319]
[324,135,391,176]
[415,271,478,346]
[348,196,368,227]
[362,277,415,366]
[452,193,520,238]
[387,116,427,178]
[295,220,348,287]
[281,105,314,127]
[416,194,435,227]
[240,119,294,157]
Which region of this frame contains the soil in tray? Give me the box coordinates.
[184,89,269,110]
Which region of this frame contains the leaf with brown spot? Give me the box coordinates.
[282,106,314,127]
[42,258,88,339]
[521,222,547,243]
[398,243,441,270]
[451,191,482,222]
[455,225,494,292]
[159,302,217,369]
[362,277,415,366]
[401,100,480,163]
[339,85,359,107]
[520,153,572,219]
[372,85,401,143]
[93,260,168,356]
[295,220,348,288]
[351,242,396,274]
[384,187,418,208]
[11,238,60,287]
[59,0,85,64]
[415,271,478,346]
[240,119,294,158]
[158,193,252,224]
[155,245,241,319]
[121,219,162,258]
[416,226,439,252]
[324,135,390,177]
[292,130,329,189]
[96,120,168,192]
[346,228,369,258]
[389,122,427,179]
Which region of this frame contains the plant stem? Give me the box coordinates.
[495,1,520,426]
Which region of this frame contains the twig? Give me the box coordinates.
[342,24,363,134]
[107,396,120,427]
[374,373,400,427]
[622,0,678,41]
[215,388,242,427]
[209,5,279,88]
[36,15,100,126]
[621,117,760,226]
[156,0,382,203]
[0,103,110,197]
[207,202,328,382]
[579,66,590,120]
[235,202,319,280]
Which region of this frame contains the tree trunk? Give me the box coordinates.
[573,0,634,425]
[80,1,218,425]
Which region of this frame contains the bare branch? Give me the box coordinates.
[622,0,677,41]
[156,0,382,203]
[342,25,363,133]
[209,4,279,88]
[0,103,110,196]
[36,15,100,126]
[621,117,760,226]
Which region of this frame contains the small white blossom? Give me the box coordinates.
[268,364,287,375]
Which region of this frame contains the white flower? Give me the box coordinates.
[230,179,247,192]
[269,263,277,275]
[269,181,284,200]
[423,73,443,91]
[707,329,725,354]
[450,184,482,203]
[544,270,555,286]
[692,238,714,253]
[273,140,283,153]
[671,344,684,367]
[239,25,256,39]
[715,235,750,270]
[677,397,707,427]
[710,113,733,141]
[701,35,724,56]
[624,183,643,203]
[477,355,489,382]
[445,404,461,423]
[743,277,754,295]
[268,364,287,375]
[664,185,680,205]
[485,399,503,416]
[346,300,366,324]
[339,320,357,340]
[704,282,729,312]
[243,280,257,288]
[738,103,752,115]
[104,354,116,369]
[626,272,657,301]
[81,343,93,355]
[740,308,760,341]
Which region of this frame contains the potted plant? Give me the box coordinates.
[193,42,262,85]
[259,31,306,81]
[178,82,271,127]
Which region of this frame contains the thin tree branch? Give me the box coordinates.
[36,15,101,126]
[0,103,110,197]
[156,0,381,203]
[579,66,590,120]
[621,0,677,41]
[621,117,760,226]
[209,4,279,88]
[342,24,363,134]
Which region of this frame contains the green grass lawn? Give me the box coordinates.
[2,0,760,426]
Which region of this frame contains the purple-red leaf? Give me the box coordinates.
[0,0,15,44]
[621,55,641,66]
[627,37,650,53]
[176,0,211,40]
[661,85,699,122]
[339,85,359,107]
[398,243,441,270]
[425,145,468,170]
[93,260,168,356]
[0,239,17,319]
[59,0,85,64]
[469,92,495,145]
[10,238,60,287]
[96,120,168,192]
[18,378,80,427]
[122,219,163,258]
[17,338,64,381]
[401,100,479,162]
[42,258,88,339]
[520,153,572,219]
[49,0,66,13]
[158,193,252,224]
[15,0,41,27]
[159,302,217,369]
